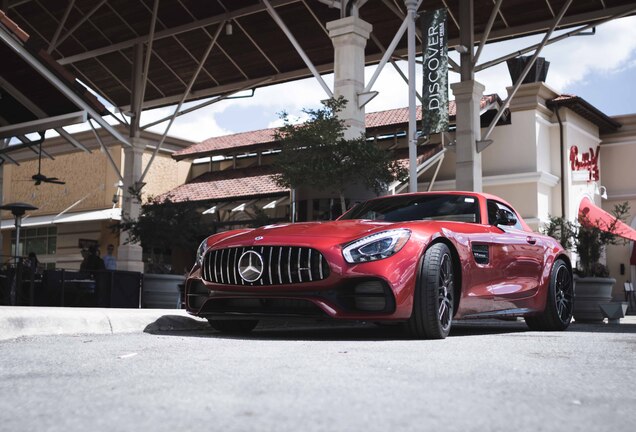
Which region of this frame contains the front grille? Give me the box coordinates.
[202,246,330,286]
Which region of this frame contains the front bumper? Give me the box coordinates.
[185,241,423,321]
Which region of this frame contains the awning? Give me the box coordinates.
[578,197,636,242]
[1,208,121,230]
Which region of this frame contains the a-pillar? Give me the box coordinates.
[451,80,485,192]
[327,16,372,140]
[117,137,145,272]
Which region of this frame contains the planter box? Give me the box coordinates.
[573,276,615,323]
[142,274,186,309]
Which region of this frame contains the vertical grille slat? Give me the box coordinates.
[268,247,273,285]
[219,250,225,284]
[297,247,303,283]
[287,247,293,284]
[202,246,329,286]
[259,247,265,285]
[277,247,283,284]
[232,248,238,285]
[240,248,246,285]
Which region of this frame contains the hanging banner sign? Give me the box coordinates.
[421,8,448,136]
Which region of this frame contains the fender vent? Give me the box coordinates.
[472,244,489,265]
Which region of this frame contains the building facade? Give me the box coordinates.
[0,128,192,270]
[166,82,636,301]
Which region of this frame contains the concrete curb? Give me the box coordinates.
[2,306,634,341]
[0,306,208,341]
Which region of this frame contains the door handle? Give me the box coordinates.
[526,236,537,245]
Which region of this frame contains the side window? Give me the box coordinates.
[487,200,524,231]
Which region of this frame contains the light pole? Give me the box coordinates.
[0,202,38,305]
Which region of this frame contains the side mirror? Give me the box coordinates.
[495,209,517,227]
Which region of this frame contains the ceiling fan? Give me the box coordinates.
[32,133,65,186]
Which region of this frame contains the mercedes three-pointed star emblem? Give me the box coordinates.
[238,250,264,282]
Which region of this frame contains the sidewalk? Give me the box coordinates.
[1,306,635,341]
[0,306,208,341]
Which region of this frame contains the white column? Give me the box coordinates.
[117,137,145,272]
[327,16,372,140]
[451,80,485,192]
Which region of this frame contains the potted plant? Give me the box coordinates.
[543,202,630,322]
[113,194,207,308]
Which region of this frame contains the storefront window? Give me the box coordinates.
[11,226,57,257]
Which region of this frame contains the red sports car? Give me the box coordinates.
[185,192,573,339]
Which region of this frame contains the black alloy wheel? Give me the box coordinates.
[525,259,573,331]
[406,243,455,339]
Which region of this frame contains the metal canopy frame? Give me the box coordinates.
[0,0,632,197]
[4,0,628,112]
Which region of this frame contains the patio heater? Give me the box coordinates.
[0,202,38,305]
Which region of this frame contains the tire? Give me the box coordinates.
[406,243,455,339]
[207,319,259,334]
[525,259,573,331]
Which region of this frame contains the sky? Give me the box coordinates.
[102,15,636,143]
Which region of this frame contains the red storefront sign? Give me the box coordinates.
[569,146,600,181]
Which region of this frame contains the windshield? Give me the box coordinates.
[340,194,481,223]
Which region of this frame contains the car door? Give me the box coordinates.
[486,200,547,308]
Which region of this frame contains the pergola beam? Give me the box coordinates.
[0,111,87,140]
[476,4,636,72]
[473,0,502,67]
[0,75,92,153]
[0,25,131,147]
[47,0,75,54]
[480,0,573,145]
[57,0,301,65]
[51,0,108,51]
[138,0,160,112]
[139,22,225,183]
[263,0,332,98]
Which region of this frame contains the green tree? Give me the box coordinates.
[272,97,408,214]
[113,194,206,273]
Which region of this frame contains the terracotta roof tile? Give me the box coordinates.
[174,95,500,160]
[174,128,277,159]
[161,166,288,203]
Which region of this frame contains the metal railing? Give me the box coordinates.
[0,259,142,308]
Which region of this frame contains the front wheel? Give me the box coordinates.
[525,259,573,331]
[207,319,259,334]
[406,243,455,339]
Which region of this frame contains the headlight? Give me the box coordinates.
[196,238,210,266]
[342,229,411,263]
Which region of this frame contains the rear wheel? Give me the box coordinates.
[406,243,455,339]
[207,319,259,334]
[525,259,573,331]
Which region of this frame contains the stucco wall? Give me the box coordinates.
[140,152,190,200]
[600,114,636,300]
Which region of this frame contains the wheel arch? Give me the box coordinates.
[555,253,573,273]
[426,237,463,314]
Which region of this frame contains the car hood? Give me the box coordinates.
[212,220,397,248]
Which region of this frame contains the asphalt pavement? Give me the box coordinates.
[1,310,635,432]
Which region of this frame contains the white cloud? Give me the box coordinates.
[140,105,232,142]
